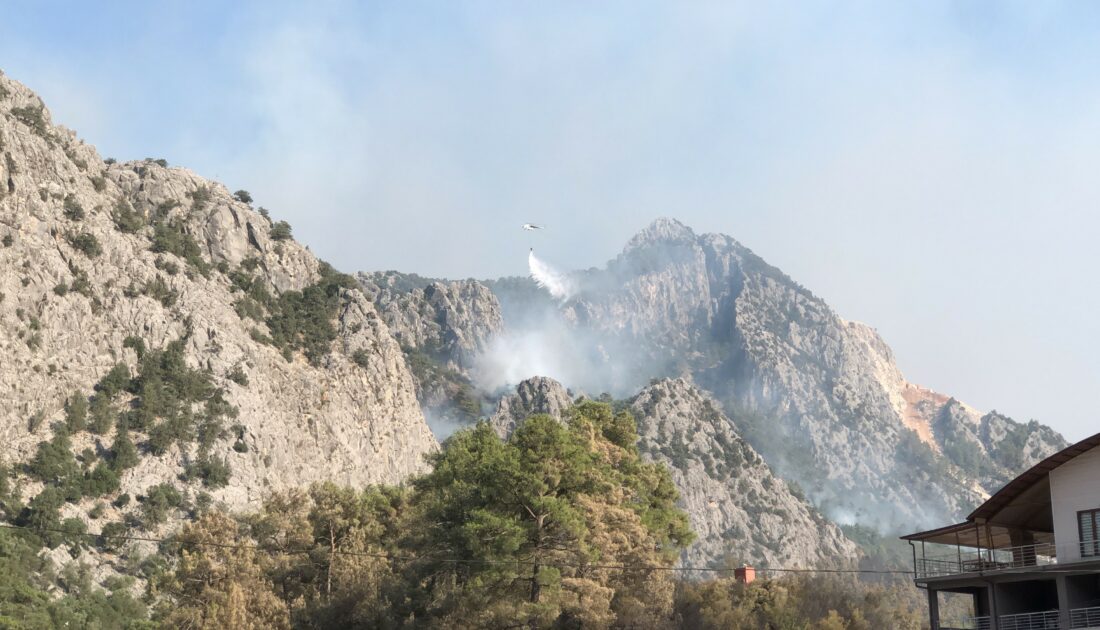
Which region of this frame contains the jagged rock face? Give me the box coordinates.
[546,218,1066,530]
[0,74,436,513]
[358,271,503,370]
[359,271,503,432]
[489,376,859,567]
[978,412,1066,472]
[488,376,575,438]
[630,379,859,568]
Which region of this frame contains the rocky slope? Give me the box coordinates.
[359,271,503,431]
[489,218,1066,531]
[358,271,503,369]
[489,376,859,568]
[488,376,576,438]
[0,72,437,524]
[630,378,859,568]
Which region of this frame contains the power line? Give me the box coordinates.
[0,522,914,576]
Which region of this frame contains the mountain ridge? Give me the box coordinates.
[0,72,438,524]
[473,216,1067,531]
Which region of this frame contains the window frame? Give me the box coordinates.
[1078,508,1100,558]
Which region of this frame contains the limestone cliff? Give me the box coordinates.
[359,271,503,431]
[0,73,437,522]
[358,271,503,370]
[491,217,1066,531]
[630,378,859,568]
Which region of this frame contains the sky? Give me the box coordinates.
[2,1,1099,440]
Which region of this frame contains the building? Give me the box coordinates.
[902,432,1100,630]
[734,565,756,584]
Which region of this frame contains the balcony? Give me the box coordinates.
[914,542,1058,580]
[1071,606,1100,629]
[940,605,1100,630]
[998,610,1060,630]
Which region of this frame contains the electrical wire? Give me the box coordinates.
[0,522,914,576]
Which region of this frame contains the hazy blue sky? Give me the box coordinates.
[2,1,1099,440]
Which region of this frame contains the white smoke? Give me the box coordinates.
[472,321,600,394]
[528,250,576,301]
[423,409,468,442]
[470,304,657,400]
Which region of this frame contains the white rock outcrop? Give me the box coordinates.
[0,73,437,515]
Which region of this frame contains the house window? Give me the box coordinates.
[1079,509,1100,557]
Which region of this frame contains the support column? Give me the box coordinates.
[1057,575,1070,630]
[928,588,940,630]
[988,582,1000,630]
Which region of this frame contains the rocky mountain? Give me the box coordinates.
[1,63,1065,591]
[359,271,503,429]
[630,378,858,568]
[358,271,503,369]
[488,218,1067,531]
[488,376,576,439]
[0,71,437,531]
[489,376,859,568]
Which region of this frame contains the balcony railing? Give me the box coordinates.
[1071,606,1100,629]
[999,610,1060,630]
[1080,540,1100,560]
[942,616,991,630]
[915,542,1058,579]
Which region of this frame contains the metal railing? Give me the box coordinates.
[1080,540,1100,559]
[1071,606,1100,629]
[942,616,992,630]
[999,610,1060,630]
[915,542,1058,579]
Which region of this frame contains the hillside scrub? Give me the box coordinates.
[229,260,357,365]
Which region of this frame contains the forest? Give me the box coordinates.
[0,401,930,629]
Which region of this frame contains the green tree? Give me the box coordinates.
[110,428,139,471]
[82,462,121,497]
[140,483,183,526]
[407,403,693,628]
[111,200,145,233]
[67,231,102,257]
[63,194,85,220]
[27,433,80,488]
[64,391,88,433]
[96,362,131,398]
[20,487,66,547]
[88,394,116,434]
[269,221,292,241]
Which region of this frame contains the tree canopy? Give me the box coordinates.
[155,402,694,628]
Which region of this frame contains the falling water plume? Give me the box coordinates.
[528,250,575,301]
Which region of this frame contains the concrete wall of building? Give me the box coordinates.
[1050,445,1100,563]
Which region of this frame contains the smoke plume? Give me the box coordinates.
[528,250,576,301]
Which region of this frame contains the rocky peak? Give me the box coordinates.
[630,378,859,568]
[489,376,575,438]
[548,213,1067,531]
[621,216,696,252]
